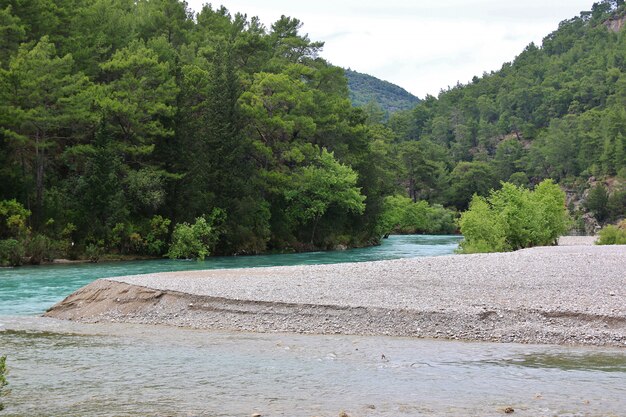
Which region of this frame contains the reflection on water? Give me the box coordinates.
[0,235,462,316]
[503,353,626,373]
[0,317,625,417]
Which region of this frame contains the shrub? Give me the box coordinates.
[0,199,30,239]
[0,355,7,411]
[458,197,508,253]
[167,210,224,260]
[85,241,104,262]
[585,184,609,222]
[26,234,56,264]
[458,179,570,253]
[607,189,626,221]
[596,220,626,245]
[0,239,24,266]
[378,195,457,236]
[144,215,171,256]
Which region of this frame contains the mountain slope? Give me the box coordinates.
[381,0,626,220]
[345,69,420,114]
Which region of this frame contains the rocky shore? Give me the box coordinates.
[45,238,626,346]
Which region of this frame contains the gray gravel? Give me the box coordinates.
[48,243,626,346]
[116,245,624,314]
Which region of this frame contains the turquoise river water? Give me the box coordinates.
[0,235,625,416]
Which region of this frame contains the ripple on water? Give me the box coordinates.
[0,317,625,417]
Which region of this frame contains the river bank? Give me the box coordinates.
[45,238,625,347]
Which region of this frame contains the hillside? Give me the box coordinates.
[345,68,420,114]
[379,0,626,224]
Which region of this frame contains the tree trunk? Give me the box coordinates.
[34,131,46,227]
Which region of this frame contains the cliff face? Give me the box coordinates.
[604,14,626,32]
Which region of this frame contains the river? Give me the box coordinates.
[1,235,625,417]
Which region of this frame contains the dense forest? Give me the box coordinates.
[379,0,626,224]
[345,69,420,115]
[0,0,625,264]
[0,0,421,263]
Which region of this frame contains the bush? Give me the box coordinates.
[26,234,56,264]
[167,210,224,260]
[596,220,626,245]
[0,355,7,411]
[0,199,30,239]
[585,184,609,222]
[378,195,457,236]
[144,215,171,256]
[85,241,104,262]
[0,239,24,266]
[457,197,507,253]
[458,180,570,253]
[607,189,626,221]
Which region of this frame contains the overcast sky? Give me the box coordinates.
[185,0,594,97]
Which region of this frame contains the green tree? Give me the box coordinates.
[448,161,498,210]
[0,6,25,65]
[64,0,136,76]
[167,209,224,260]
[284,148,365,243]
[98,39,178,161]
[458,180,569,253]
[585,184,609,222]
[398,140,448,202]
[0,37,94,226]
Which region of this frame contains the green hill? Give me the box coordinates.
[381,0,626,220]
[345,68,420,114]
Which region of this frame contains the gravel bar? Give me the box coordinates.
[46,242,626,346]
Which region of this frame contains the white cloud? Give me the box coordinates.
[186,1,594,97]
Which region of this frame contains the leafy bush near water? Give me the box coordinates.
[378,195,457,236]
[167,210,225,261]
[458,180,570,253]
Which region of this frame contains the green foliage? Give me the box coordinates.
[85,241,104,263]
[458,180,570,253]
[167,210,224,260]
[26,234,56,265]
[379,195,457,235]
[607,188,626,220]
[448,161,499,210]
[0,239,24,266]
[284,148,366,243]
[585,184,610,221]
[0,199,30,239]
[4,0,621,259]
[0,355,7,411]
[596,220,626,244]
[144,215,171,256]
[345,69,420,115]
[457,197,508,253]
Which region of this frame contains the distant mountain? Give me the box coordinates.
[344,69,420,114]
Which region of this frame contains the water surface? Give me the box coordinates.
[0,235,461,316]
[1,234,624,416]
[0,317,624,417]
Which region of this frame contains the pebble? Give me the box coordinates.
[49,244,626,346]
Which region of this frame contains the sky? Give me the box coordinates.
[185,0,595,97]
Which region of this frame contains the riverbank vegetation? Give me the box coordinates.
[596,220,626,244]
[0,0,625,263]
[458,180,570,253]
[0,355,7,411]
